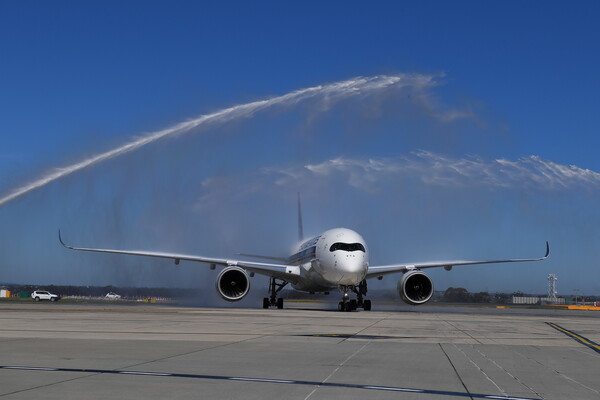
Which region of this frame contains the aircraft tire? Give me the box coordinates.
[349,299,357,310]
[338,302,344,311]
[363,300,372,311]
[263,298,269,309]
[277,298,284,309]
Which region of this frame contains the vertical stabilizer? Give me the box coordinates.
[297,192,304,242]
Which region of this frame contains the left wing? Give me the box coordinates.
[59,231,301,283]
[366,241,549,279]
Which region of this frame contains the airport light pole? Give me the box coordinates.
[573,289,579,305]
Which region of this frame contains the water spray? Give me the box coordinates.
[0,74,435,208]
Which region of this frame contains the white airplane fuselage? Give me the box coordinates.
[287,228,369,292]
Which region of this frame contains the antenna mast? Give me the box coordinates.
[547,274,558,300]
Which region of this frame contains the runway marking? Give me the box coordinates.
[363,386,423,392]
[119,371,172,376]
[546,322,600,354]
[2,366,58,371]
[0,365,541,399]
[230,377,295,383]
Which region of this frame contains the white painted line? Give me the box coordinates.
[363,386,423,392]
[119,371,172,376]
[230,377,295,383]
[3,366,58,371]
[485,396,534,400]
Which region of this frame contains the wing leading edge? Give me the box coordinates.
[58,231,300,283]
[365,241,549,279]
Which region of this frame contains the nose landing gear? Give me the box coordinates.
[338,280,371,312]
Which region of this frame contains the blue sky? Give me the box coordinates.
[1,1,599,298]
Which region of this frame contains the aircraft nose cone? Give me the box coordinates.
[337,254,367,285]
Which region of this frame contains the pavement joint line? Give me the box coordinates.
[442,319,483,345]
[471,345,542,398]
[451,343,507,397]
[303,341,371,400]
[439,343,474,399]
[115,332,266,373]
[0,368,103,397]
[546,322,600,354]
[505,333,600,395]
[336,313,392,343]
[0,365,541,400]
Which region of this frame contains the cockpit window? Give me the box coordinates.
[329,242,365,252]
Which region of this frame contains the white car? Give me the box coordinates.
[31,290,60,302]
[105,292,121,300]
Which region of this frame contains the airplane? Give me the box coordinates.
[59,194,549,311]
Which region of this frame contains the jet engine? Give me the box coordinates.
[397,270,433,305]
[216,266,250,301]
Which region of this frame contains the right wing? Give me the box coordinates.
[59,231,301,283]
[366,241,549,279]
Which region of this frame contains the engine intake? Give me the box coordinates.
[397,270,433,305]
[216,266,250,301]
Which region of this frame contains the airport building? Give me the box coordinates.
[512,296,566,305]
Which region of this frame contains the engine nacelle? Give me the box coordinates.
[216,266,250,301]
[397,270,434,305]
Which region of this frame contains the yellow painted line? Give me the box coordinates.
[546,322,600,353]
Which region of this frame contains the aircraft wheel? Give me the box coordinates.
[263,298,269,309]
[363,300,372,311]
[344,302,352,312]
[338,302,344,311]
[349,299,357,310]
[277,298,284,309]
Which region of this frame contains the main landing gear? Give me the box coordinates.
[337,280,372,312]
[263,277,289,309]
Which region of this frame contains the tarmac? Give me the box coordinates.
[1,302,599,400]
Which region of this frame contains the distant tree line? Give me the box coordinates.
[441,287,512,304]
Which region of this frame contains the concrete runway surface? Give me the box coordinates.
[0,302,599,400]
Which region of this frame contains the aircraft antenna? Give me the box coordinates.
[297,192,304,242]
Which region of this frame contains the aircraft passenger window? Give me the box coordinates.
[329,243,365,252]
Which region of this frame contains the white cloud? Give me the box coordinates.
[266,151,600,192]
[195,152,600,212]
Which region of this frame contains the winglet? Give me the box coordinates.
[58,230,70,249]
[544,241,550,259]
